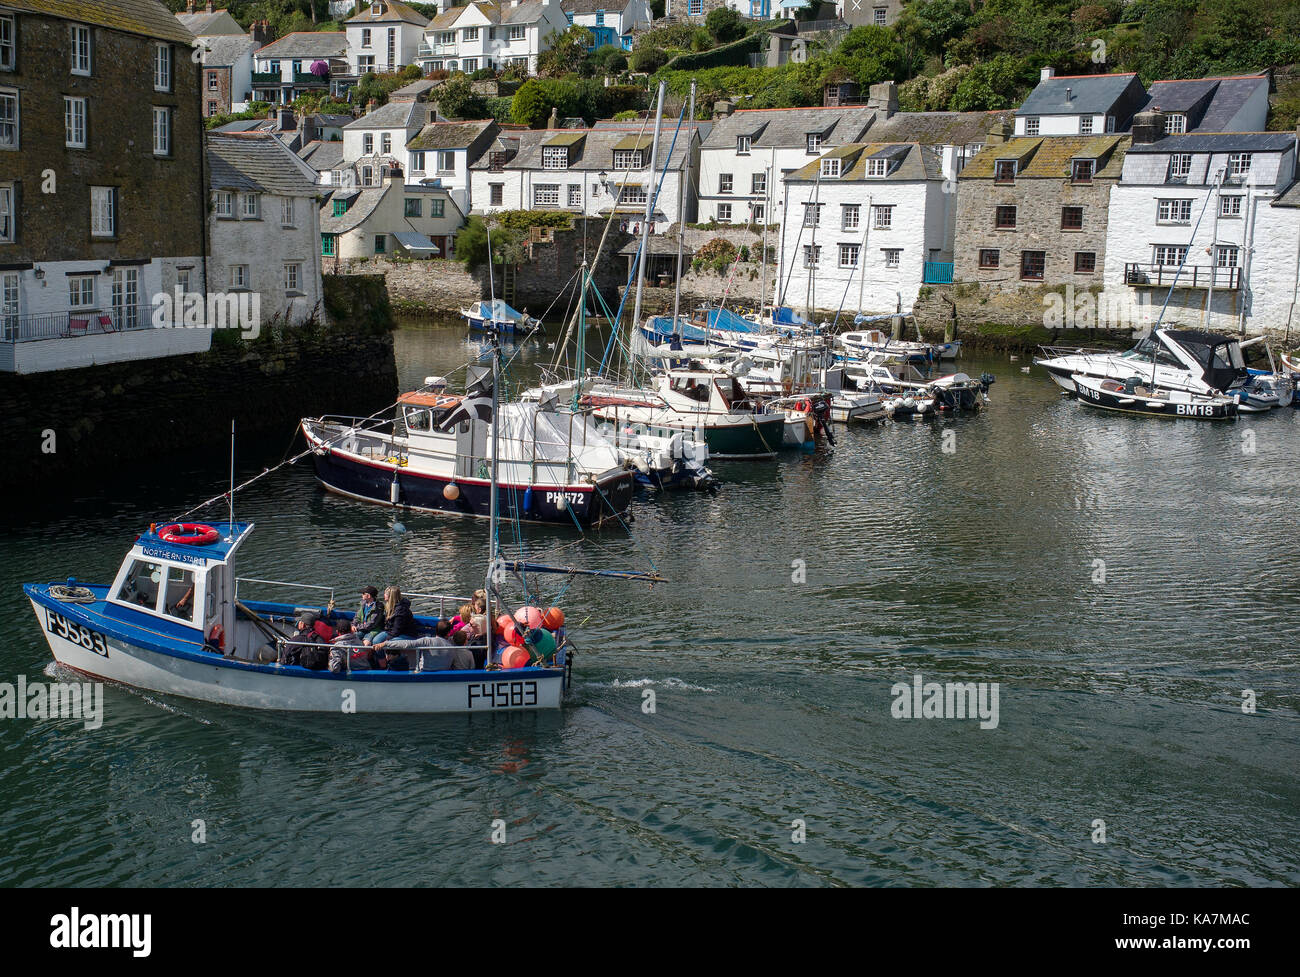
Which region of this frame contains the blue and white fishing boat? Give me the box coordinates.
[462,298,541,335]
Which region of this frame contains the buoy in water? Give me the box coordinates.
[443,481,460,501]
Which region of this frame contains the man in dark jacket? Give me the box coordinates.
[333,586,385,644]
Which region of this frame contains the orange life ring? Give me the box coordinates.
[158,523,220,546]
[795,399,811,413]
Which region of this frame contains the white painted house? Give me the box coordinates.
[418,1,570,75]
[559,0,652,50]
[207,132,326,327]
[320,175,464,263]
[1014,68,1148,137]
[406,119,501,214]
[252,32,350,105]
[341,100,434,188]
[697,105,876,226]
[469,124,704,232]
[1102,122,1300,336]
[778,142,950,318]
[345,1,430,75]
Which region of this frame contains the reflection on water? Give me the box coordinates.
[0,318,1296,886]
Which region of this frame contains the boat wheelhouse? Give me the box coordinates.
[302,389,635,527]
[24,522,570,713]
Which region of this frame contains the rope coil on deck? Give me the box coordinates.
[49,584,96,603]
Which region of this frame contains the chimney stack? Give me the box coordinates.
[985,118,1012,146]
[1040,66,1055,82]
[1131,108,1167,145]
[278,107,295,131]
[548,106,559,129]
[713,99,734,119]
[867,81,899,119]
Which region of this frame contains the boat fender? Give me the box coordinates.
[524,487,534,512]
[208,623,225,652]
[443,481,460,501]
[389,477,400,506]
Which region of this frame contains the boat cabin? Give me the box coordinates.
[105,522,252,652]
[656,370,757,414]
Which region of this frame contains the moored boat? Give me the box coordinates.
[1071,373,1239,420]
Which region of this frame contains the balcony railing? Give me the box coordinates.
[922,261,954,285]
[1124,263,1240,290]
[293,72,329,86]
[251,71,281,85]
[0,306,156,344]
[798,19,849,33]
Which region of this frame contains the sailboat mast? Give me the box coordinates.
[672,81,694,331]
[574,262,587,409]
[484,323,501,657]
[631,80,667,363]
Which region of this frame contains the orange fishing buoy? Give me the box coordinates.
[501,646,531,669]
[495,614,513,633]
[503,622,526,647]
[443,482,460,501]
[514,606,544,629]
[542,606,565,630]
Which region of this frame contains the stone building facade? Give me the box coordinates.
[0,1,209,373]
[954,134,1130,293]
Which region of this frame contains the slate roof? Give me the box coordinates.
[562,0,635,14]
[346,1,430,26]
[207,132,321,197]
[177,10,243,36]
[1125,132,1296,154]
[701,106,876,151]
[344,101,428,130]
[196,33,256,67]
[865,110,1014,147]
[1271,179,1300,208]
[1016,73,1141,117]
[1139,75,1268,132]
[299,140,346,171]
[960,135,1129,179]
[427,7,463,29]
[391,78,444,100]
[785,143,943,182]
[320,186,390,234]
[214,119,266,133]
[470,125,696,172]
[255,31,348,59]
[408,119,497,150]
[10,0,195,43]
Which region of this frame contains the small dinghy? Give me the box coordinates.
[462,299,541,335]
[1072,374,1239,420]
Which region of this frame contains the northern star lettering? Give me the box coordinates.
[49,907,151,958]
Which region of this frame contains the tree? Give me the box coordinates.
[705,7,746,44]
[537,25,594,77]
[437,75,489,119]
[510,78,582,126]
[630,47,668,74]
[822,25,910,89]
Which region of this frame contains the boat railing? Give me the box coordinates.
[403,592,474,621]
[236,577,335,606]
[1037,344,1122,360]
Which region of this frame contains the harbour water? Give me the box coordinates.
[2,319,1297,886]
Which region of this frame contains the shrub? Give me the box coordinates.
[630,47,669,73]
[706,8,746,44]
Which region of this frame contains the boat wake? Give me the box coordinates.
[605,677,719,694]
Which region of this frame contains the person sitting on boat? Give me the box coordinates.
[382,645,411,671]
[333,586,385,644]
[293,610,336,643]
[466,614,489,669]
[450,629,475,670]
[282,611,336,669]
[364,586,418,647]
[450,602,474,636]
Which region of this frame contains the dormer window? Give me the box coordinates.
[613,148,644,170]
[1168,153,1191,180]
[1227,153,1252,177]
[821,158,841,178]
[806,133,822,154]
[994,160,1016,183]
[543,145,569,169]
[1071,159,1094,183]
[737,135,750,155]
[1164,114,1186,134]
[1024,117,1039,136]
[865,158,886,178]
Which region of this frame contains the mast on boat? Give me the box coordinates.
[484,222,500,656]
[630,80,667,384]
[671,80,695,335]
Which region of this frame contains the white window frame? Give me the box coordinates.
[284,262,301,294]
[865,158,886,177]
[821,158,841,178]
[838,243,859,268]
[1024,116,1039,136]
[719,173,733,193]
[874,8,887,25]
[882,248,901,268]
[68,275,96,310]
[543,145,569,170]
[381,133,392,154]
[737,135,751,155]
[111,268,139,329]
[436,150,455,173]
[1079,116,1093,135]
[510,26,526,41]
[0,183,13,243]
[841,204,859,231]
[230,265,249,289]
[872,204,894,230]
[241,193,259,219]
[0,88,18,150]
[91,186,115,238]
[806,133,822,154]
[0,15,15,72]
[1153,245,1188,266]
[751,172,766,195]
[1215,245,1239,268]
[362,28,372,48]
[153,106,171,157]
[409,150,426,173]
[281,197,295,227]
[717,202,732,222]
[1168,153,1192,179]
[464,58,478,73]
[1227,153,1252,177]
[802,245,820,268]
[154,44,172,93]
[463,26,479,42]
[619,185,647,206]
[1,270,18,336]
[363,133,374,154]
[533,184,560,207]
[801,202,822,227]
[752,203,765,222]
[215,191,234,218]
[1164,114,1186,134]
[567,184,582,208]
[612,149,642,170]
[1219,195,1242,218]
[70,25,91,76]
[65,96,87,149]
[1156,198,1192,224]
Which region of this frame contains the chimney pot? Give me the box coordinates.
[186,1,195,13]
